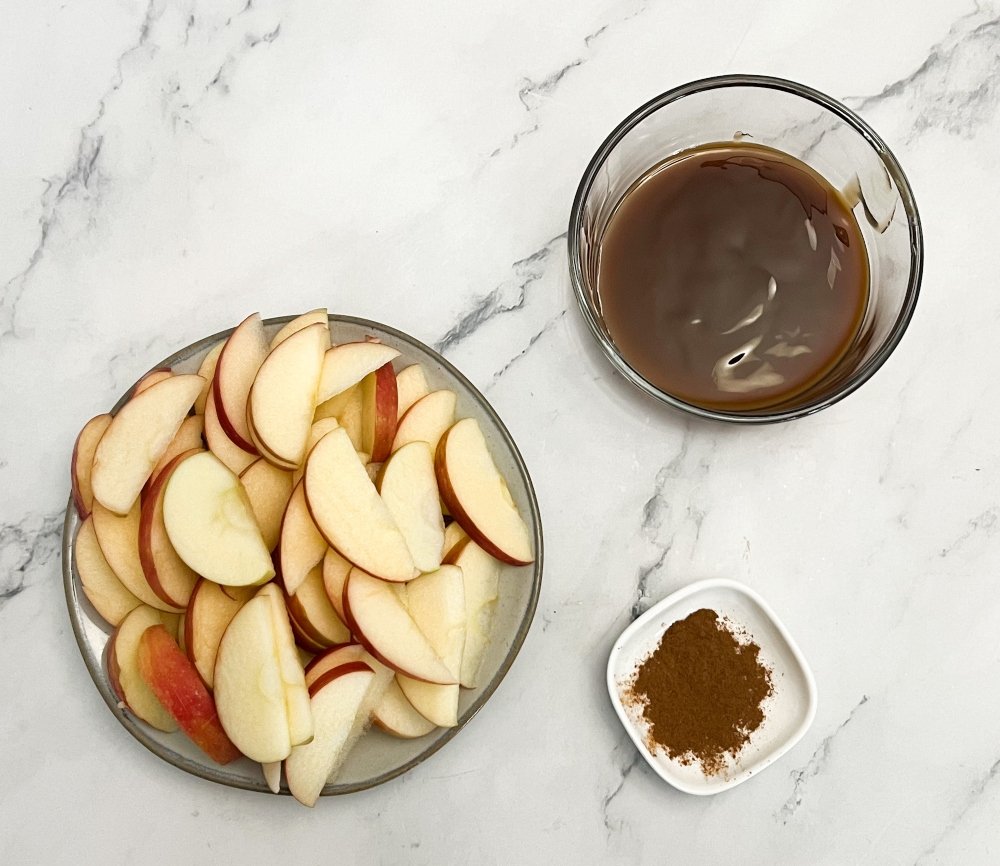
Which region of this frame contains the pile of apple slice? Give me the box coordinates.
[70,311,534,807]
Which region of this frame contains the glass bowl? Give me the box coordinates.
[62,314,543,795]
[569,74,923,423]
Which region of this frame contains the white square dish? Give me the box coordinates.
[606,578,817,795]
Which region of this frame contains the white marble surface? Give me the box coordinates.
[2,0,999,863]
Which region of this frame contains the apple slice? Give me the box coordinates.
[285,662,377,807]
[91,373,204,515]
[291,417,340,487]
[133,369,173,396]
[205,389,256,475]
[248,322,327,469]
[139,448,202,609]
[373,678,438,738]
[435,418,533,566]
[397,566,465,727]
[194,340,225,415]
[256,582,313,747]
[304,428,417,583]
[75,516,141,627]
[91,500,181,613]
[445,537,501,688]
[376,442,445,573]
[271,309,330,350]
[391,389,456,455]
[286,565,350,647]
[360,363,398,463]
[184,579,254,689]
[442,521,468,561]
[71,414,112,519]
[107,605,180,731]
[213,312,268,454]
[279,481,328,595]
[336,386,364,451]
[162,451,275,587]
[395,364,429,420]
[147,414,204,490]
[262,761,281,794]
[137,624,242,764]
[287,606,331,654]
[213,595,293,762]
[342,568,456,684]
[314,383,357,423]
[321,548,351,621]
[316,341,400,404]
[239,458,294,551]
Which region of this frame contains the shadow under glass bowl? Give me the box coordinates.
[569,74,923,423]
[63,314,543,796]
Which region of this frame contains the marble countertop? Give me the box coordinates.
[3,1,999,863]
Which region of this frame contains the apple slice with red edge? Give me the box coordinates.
[147,415,204,490]
[286,564,350,647]
[279,481,328,595]
[396,566,465,727]
[435,418,533,566]
[163,451,275,587]
[139,448,202,609]
[316,341,400,404]
[376,441,445,573]
[271,309,330,350]
[395,364,429,420]
[291,417,340,487]
[106,605,180,732]
[91,373,204,515]
[194,340,224,415]
[444,536,501,688]
[441,521,468,561]
[71,414,112,519]
[360,363,398,464]
[391,389,456,455]
[92,500,181,613]
[184,578,254,689]
[248,322,327,469]
[75,516,141,627]
[212,312,268,454]
[133,369,172,396]
[304,428,417,583]
[239,458,294,552]
[204,389,255,475]
[374,678,438,738]
[213,595,293,762]
[285,661,379,807]
[321,548,351,621]
[137,624,242,764]
[342,567,456,684]
[286,604,331,654]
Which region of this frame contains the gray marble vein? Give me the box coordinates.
[938,506,999,558]
[777,694,870,824]
[914,756,1000,864]
[845,5,1000,141]
[487,309,567,388]
[434,233,566,354]
[601,732,643,833]
[0,0,161,344]
[0,510,64,612]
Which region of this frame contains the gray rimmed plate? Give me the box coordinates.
[63,314,543,796]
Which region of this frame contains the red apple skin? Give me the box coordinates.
[434,428,532,567]
[138,448,202,609]
[211,313,263,455]
[137,625,242,764]
[106,630,124,703]
[286,603,331,654]
[71,414,112,519]
[368,363,398,463]
[302,643,361,678]
[307,661,373,698]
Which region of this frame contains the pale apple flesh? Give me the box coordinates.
[184,579,255,689]
[279,481,329,595]
[285,564,350,647]
[445,537,501,688]
[395,364,429,420]
[75,516,141,627]
[314,384,358,423]
[162,451,275,587]
[239,458,294,552]
[194,340,225,415]
[91,373,205,516]
[262,760,282,794]
[377,441,445,573]
[271,309,330,350]
[391,389,457,456]
[373,678,438,738]
[71,413,112,519]
[137,624,242,764]
[316,341,400,404]
[132,369,173,397]
[204,389,256,475]
[213,312,269,454]
[321,547,351,621]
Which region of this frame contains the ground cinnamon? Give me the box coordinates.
[623,608,772,775]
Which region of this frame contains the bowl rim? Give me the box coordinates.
[568,73,924,424]
[606,577,818,795]
[62,313,544,796]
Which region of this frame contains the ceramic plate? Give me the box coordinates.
[607,578,816,795]
[63,315,543,795]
